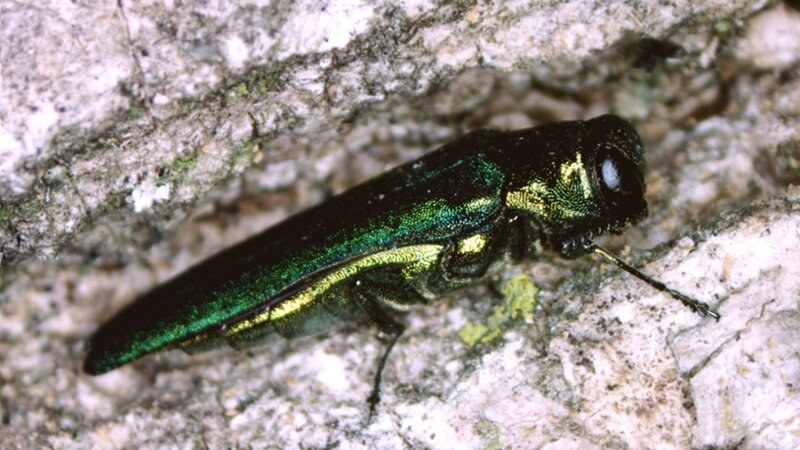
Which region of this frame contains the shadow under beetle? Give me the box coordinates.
[84,115,718,417]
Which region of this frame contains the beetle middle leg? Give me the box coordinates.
[350,272,431,421]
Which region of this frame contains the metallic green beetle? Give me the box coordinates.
[84,115,717,411]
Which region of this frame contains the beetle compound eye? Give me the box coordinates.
[597,149,644,203]
[601,158,622,192]
[594,147,647,230]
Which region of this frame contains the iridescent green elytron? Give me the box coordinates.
[84,115,718,413]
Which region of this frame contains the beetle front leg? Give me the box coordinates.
[440,219,518,282]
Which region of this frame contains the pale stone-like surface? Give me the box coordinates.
[0,0,772,264]
[2,0,800,449]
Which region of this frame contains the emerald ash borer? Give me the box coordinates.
[84,114,718,414]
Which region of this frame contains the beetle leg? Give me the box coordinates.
[350,279,409,422]
[441,219,517,281]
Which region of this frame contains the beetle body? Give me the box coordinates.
[84,115,648,376]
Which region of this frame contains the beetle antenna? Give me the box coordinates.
[589,243,720,320]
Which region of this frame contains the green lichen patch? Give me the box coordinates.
[171,149,200,177]
[230,140,261,170]
[459,274,538,347]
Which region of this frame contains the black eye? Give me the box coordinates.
[597,149,644,206]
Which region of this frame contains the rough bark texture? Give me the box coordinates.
[2,0,799,448]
